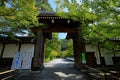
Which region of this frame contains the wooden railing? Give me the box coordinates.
[85,65,120,80]
[0,70,16,80]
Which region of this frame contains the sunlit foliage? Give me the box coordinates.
[55,0,120,53]
[0,0,40,36]
[45,33,61,62]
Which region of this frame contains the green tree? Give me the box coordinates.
[0,0,40,36]
[55,0,120,53]
[45,33,61,62]
[60,39,73,58]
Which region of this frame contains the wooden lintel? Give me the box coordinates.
[44,27,78,32]
[44,32,52,39]
[66,32,78,39]
[31,27,78,33]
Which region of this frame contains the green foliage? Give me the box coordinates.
[45,34,74,61]
[60,39,74,58]
[45,33,61,62]
[36,0,53,12]
[0,0,45,37]
[55,0,120,52]
[45,57,51,62]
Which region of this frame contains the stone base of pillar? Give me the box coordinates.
[31,58,44,71]
[31,58,40,71]
[74,63,87,70]
[39,64,44,71]
[31,65,44,71]
[31,67,40,71]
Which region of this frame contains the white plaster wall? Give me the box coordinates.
[0,43,3,56]
[115,52,120,57]
[86,44,120,65]
[85,44,96,52]
[95,47,101,65]
[20,44,34,58]
[99,48,105,57]
[104,54,114,65]
[3,44,19,58]
[101,48,114,65]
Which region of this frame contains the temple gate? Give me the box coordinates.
[31,12,86,71]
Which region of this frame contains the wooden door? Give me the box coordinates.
[86,52,96,67]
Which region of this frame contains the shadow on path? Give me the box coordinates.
[15,58,92,80]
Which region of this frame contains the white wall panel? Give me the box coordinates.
[3,44,18,58]
[20,44,34,57]
[85,44,96,52]
[101,48,114,65]
[95,47,101,65]
[104,54,113,65]
[20,44,34,69]
[115,53,120,57]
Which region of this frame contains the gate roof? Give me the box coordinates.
[31,12,81,39]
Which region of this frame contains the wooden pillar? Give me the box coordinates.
[73,32,86,69]
[18,43,21,52]
[0,43,6,68]
[32,29,45,71]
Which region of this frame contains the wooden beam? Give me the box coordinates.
[66,33,78,39]
[0,43,6,58]
[18,43,21,52]
[31,27,78,33]
[43,27,78,32]
[44,32,52,39]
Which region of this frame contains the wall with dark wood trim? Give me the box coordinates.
[85,44,120,66]
[0,43,34,68]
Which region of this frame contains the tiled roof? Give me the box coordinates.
[40,11,56,15]
[110,38,120,42]
[0,37,35,43]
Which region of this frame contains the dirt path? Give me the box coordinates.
[15,58,92,80]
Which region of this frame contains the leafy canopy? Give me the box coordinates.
[45,33,61,62]
[0,0,40,36]
[55,0,120,51]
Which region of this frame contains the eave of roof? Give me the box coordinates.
[0,36,35,43]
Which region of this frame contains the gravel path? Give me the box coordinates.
[15,58,92,80]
